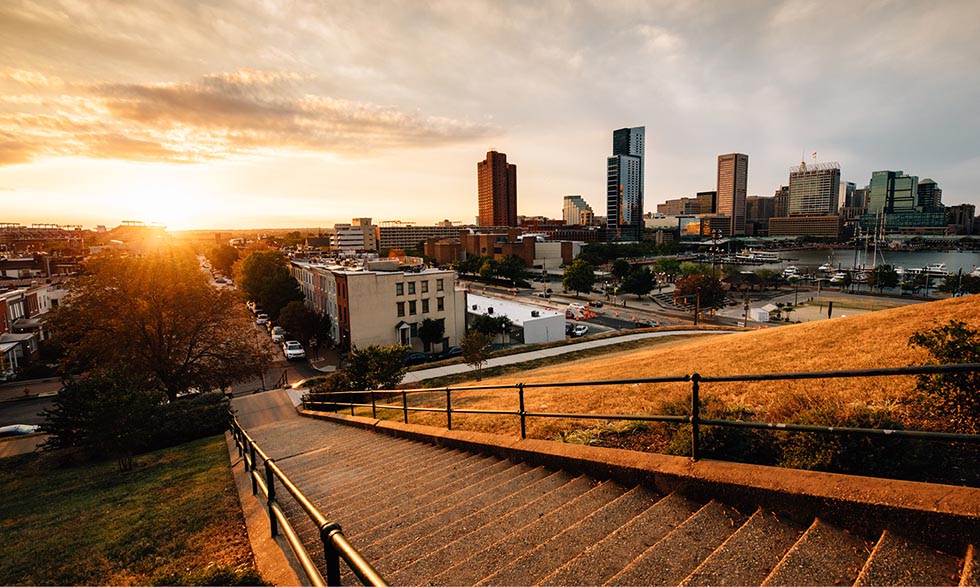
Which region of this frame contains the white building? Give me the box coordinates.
[291,260,465,352]
[466,294,565,345]
[563,195,595,225]
[333,217,378,252]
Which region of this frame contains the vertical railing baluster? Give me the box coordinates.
[371,390,377,419]
[265,459,278,537]
[518,383,527,439]
[446,388,452,430]
[691,373,701,461]
[402,390,409,424]
[249,443,258,495]
[320,522,343,586]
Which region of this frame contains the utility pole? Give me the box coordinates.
[743,296,749,328]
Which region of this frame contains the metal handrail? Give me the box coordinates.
[302,363,980,461]
[229,416,388,587]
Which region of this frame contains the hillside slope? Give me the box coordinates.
[430,296,979,439]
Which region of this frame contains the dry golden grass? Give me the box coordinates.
[399,296,980,439]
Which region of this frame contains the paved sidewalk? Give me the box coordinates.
[400,329,739,384]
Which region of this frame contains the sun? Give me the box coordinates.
[113,171,219,230]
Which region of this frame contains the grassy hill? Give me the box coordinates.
[403,296,979,444]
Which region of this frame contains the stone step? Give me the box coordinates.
[761,519,872,586]
[296,451,488,518]
[480,485,663,587]
[434,480,628,585]
[680,508,803,586]
[962,544,978,587]
[388,475,595,586]
[356,463,544,558]
[539,492,700,586]
[345,459,524,541]
[372,470,573,576]
[854,530,961,586]
[604,499,748,586]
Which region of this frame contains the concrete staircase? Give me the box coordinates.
[236,394,976,586]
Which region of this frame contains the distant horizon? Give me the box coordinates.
[3,1,979,230]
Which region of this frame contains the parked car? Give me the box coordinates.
[271,326,286,343]
[282,340,306,360]
[438,346,462,360]
[572,324,589,337]
[589,300,604,308]
[255,313,269,326]
[565,323,574,336]
[404,352,432,366]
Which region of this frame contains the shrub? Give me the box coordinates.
[145,392,230,452]
[776,406,933,479]
[663,399,778,465]
[908,320,980,434]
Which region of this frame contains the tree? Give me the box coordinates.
[562,259,596,296]
[674,274,728,312]
[41,370,163,471]
[460,331,493,380]
[938,273,980,295]
[653,258,681,281]
[619,267,654,299]
[909,320,980,434]
[277,301,320,343]
[479,258,497,280]
[47,249,273,402]
[611,259,631,281]
[496,255,529,285]
[206,244,240,276]
[345,345,410,391]
[842,271,853,292]
[866,264,899,293]
[235,250,303,319]
[418,318,446,352]
[470,314,512,343]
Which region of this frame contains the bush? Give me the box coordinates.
[908,320,980,434]
[776,406,933,479]
[145,392,230,452]
[663,399,778,465]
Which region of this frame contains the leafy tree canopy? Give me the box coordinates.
[47,249,273,402]
[909,320,980,434]
[866,264,900,292]
[277,300,329,344]
[619,267,655,298]
[674,273,728,310]
[470,314,512,336]
[938,274,980,295]
[234,250,303,319]
[460,331,493,380]
[418,318,446,350]
[205,244,240,276]
[345,345,410,390]
[562,259,596,295]
[611,259,631,280]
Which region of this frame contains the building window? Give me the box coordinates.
[397,302,405,317]
[422,299,429,313]
[410,323,418,338]
[409,300,417,315]
[408,282,416,295]
[421,280,429,293]
[437,297,444,311]
[396,283,404,296]
[437,278,444,291]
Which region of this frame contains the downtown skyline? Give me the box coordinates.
[1,0,979,230]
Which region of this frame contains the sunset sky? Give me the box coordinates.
[1,0,978,230]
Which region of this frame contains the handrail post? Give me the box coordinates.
[371,390,377,419]
[691,373,701,461]
[402,390,409,424]
[350,392,355,416]
[265,459,278,537]
[320,521,343,586]
[446,388,452,430]
[249,443,258,495]
[518,383,527,439]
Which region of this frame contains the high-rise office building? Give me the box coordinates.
[788,162,841,216]
[606,127,645,241]
[562,195,595,225]
[773,185,790,217]
[716,153,748,236]
[868,170,917,214]
[840,181,856,210]
[917,179,943,210]
[745,195,775,236]
[861,170,946,233]
[696,191,717,215]
[477,150,517,227]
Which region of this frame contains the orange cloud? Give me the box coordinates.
[0,69,493,165]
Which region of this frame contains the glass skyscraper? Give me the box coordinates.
[606,127,644,242]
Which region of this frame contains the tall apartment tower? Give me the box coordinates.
[606,126,645,241]
[917,179,943,210]
[563,195,594,225]
[788,161,841,216]
[716,153,748,236]
[477,150,517,227]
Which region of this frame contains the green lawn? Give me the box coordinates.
[0,435,263,586]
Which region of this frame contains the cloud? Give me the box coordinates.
[0,68,495,165]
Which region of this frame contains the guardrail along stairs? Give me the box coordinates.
[235,393,976,586]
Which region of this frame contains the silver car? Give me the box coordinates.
[282,340,306,360]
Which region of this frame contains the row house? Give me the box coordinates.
[0,282,67,376]
[291,259,466,353]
